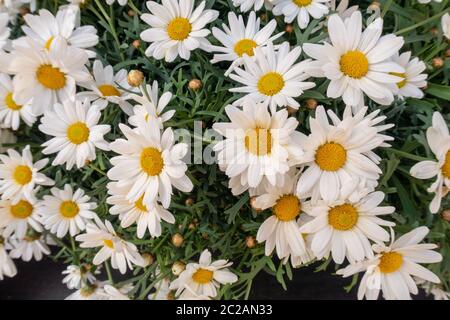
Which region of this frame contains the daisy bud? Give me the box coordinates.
[285,24,294,34]
[188,222,196,230]
[250,197,263,212]
[246,236,256,249]
[369,1,380,8]
[141,253,154,267]
[127,70,144,87]
[202,232,209,240]
[188,79,202,91]
[442,210,450,222]
[172,261,185,276]
[171,233,184,247]
[185,197,194,206]
[305,98,318,110]
[166,291,176,300]
[287,106,298,115]
[128,10,136,17]
[430,27,439,36]
[132,40,141,49]
[432,57,444,68]
[19,7,30,16]
[260,13,268,22]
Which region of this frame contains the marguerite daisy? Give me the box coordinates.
[0,145,54,203]
[62,264,98,289]
[390,52,427,99]
[106,0,128,5]
[169,249,238,299]
[0,1,21,22]
[39,99,111,170]
[212,100,304,195]
[99,284,132,300]
[229,42,315,113]
[418,0,443,3]
[140,0,218,62]
[9,233,50,261]
[148,277,173,300]
[77,60,136,115]
[65,282,108,300]
[272,0,330,30]
[9,38,91,115]
[210,11,284,75]
[75,219,145,274]
[0,235,16,280]
[128,80,176,129]
[330,0,359,20]
[410,112,450,214]
[0,13,10,51]
[442,13,450,39]
[0,73,36,130]
[337,227,443,300]
[0,196,42,238]
[38,184,98,238]
[107,182,175,238]
[299,186,395,264]
[232,0,270,12]
[107,116,193,209]
[303,11,405,108]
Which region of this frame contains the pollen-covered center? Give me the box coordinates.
[59,200,79,218]
[245,128,272,156]
[328,203,358,230]
[135,195,148,212]
[234,39,258,57]
[257,72,285,96]
[10,200,33,219]
[140,147,164,176]
[67,122,90,145]
[5,92,22,110]
[45,36,54,50]
[192,268,214,284]
[167,17,192,41]
[103,239,114,249]
[378,252,403,273]
[389,72,407,88]
[441,150,450,179]
[98,84,121,97]
[13,165,32,185]
[293,0,312,6]
[36,64,66,90]
[315,142,347,171]
[339,51,369,79]
[273,194,301,221]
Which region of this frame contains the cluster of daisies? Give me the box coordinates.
[0,0,448,300]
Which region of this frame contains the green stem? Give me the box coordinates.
[128,0,142,15]
[381,0,394,18]
[70,236,79,265]
[88,163,106,176]
[395,9,450,35]
[104,261,114,285]
[386,148,431,162]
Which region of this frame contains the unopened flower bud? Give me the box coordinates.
[432,57,444,68]
[188,79,202,91]
[132,40,141,49]
[185,198,194,206]
[141,253,154,267]
[172,261,185,276]
[305,98,318,110]
[128,10,135,17]
[285,24,294,33]
[246,236,256,249]
[127,70,144,87]
[171,233,184,247]
[287,106,298,115]
[442,210,450,222]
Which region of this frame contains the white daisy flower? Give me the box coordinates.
[418,0,442,3]
[303,11,405,108]
[0,196,42,238]
[0,13,10,51]
[62,264,99,290]
[8,37,91,115]
[0,235,16,280]
[229,42,315,113]
[99,284,132,300]
[410,112,450,214]
[254,172,310,261]
[107,182,175,238]
[77,60,137,115]
[330,0,359,20]
[106,0,128,5]
[416,278,450,300]
[38,184,98,238]
[212,100,304,195]
[232,0,271,12]
[9,233,51,262]
[128,80,175,129]
[296,105,393,202]
[389,52,427,99]
[0,128,16,153]
[0,73,36,130]
[148,277,173,300]
[39,99,111,170]
[0,145,54,203]
[272,0,330,30]
[65,282,108,300]
[19,7,98,58]
[337,227,443,300]
[286,215,316,267]
[107,116,193,209]
[169,249,238,299]
[210,11,284,75]
[0,1,21,21]
[441,12,450,39]
[140,0,219,62]
[300,185,396,264]
[75,219,145,274]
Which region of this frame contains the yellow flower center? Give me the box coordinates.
[293,0,312,6]
[36,64,66,90]
[339,51,369,79]
[67,122,90,145]
[441,150,450,179]
[389,72,407,89]
[273,194,301,221]
[103,239,114,249]
[315,142,347,171]
[5,92,22,111]
[140,147,164,176]
[234,39,258,57]
[245,127,272,156]
[257,72,285,96]
[378,252,403,273]
[328,203,358,230]
[192,268,214,284]
[167,17,192,41]
[98,84,121,97]
[10,200,33,219]
[45,36,54,50]
[59,201,79,218]
[135,196,148,212]
[13,165,32,185]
